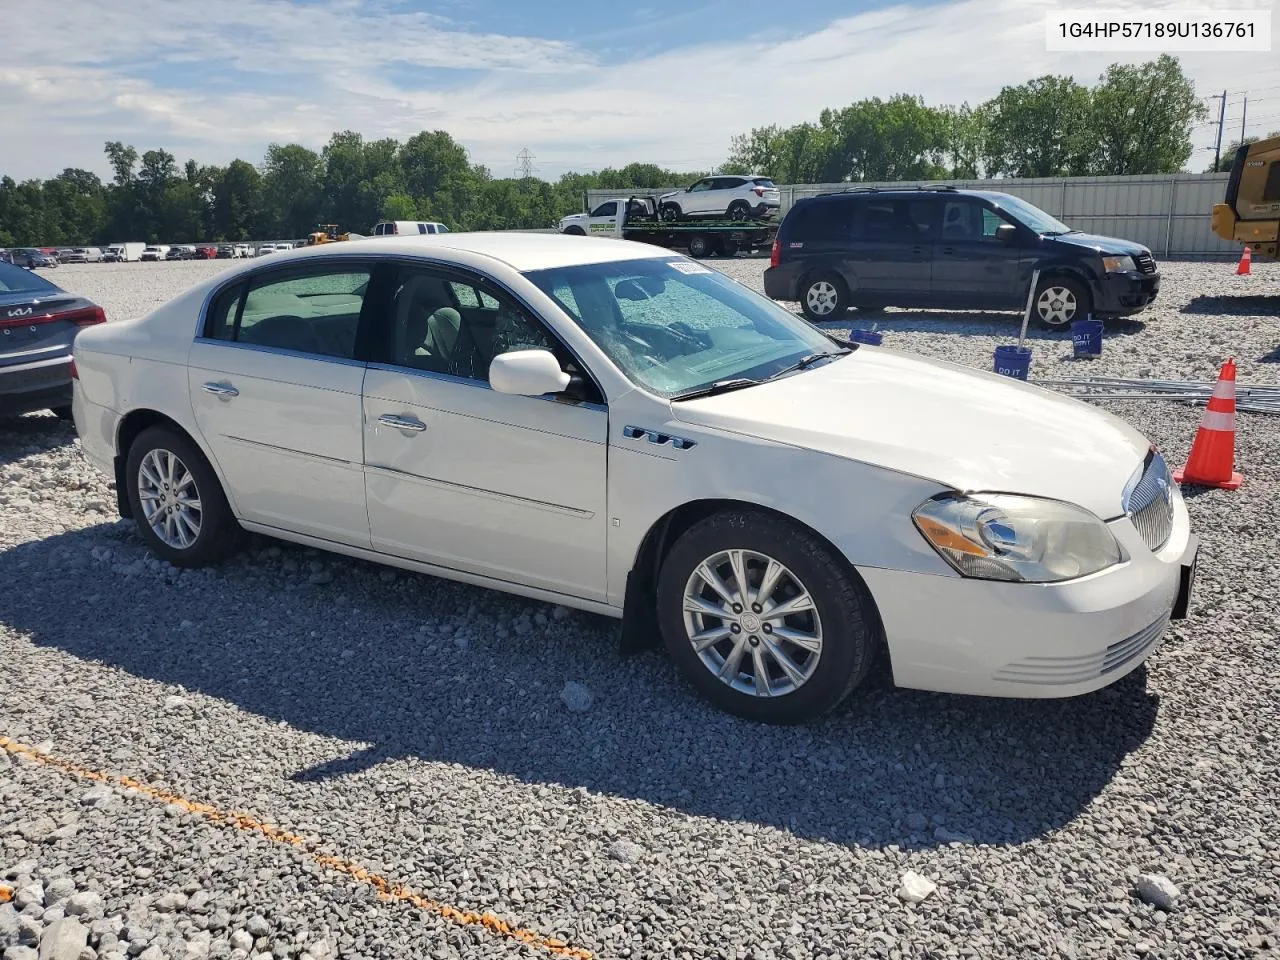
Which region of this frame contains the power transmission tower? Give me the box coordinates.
[1210,90,1228,171]
[515,148,537,179]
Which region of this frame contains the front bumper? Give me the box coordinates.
[861,498,1197,698]
[1096,271,1160,316]
[0,355,73,416]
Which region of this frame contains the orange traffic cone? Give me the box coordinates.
[1236,246,1252,276]
[1174,358,1243,490]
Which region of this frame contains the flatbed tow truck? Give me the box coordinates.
[557,196,778,258]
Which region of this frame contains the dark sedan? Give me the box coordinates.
[0,263,105,418]
[10,248,58,269]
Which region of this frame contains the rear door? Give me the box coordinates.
[188,260,383,546]
[847,196,937,303]
[933,197,1026,308]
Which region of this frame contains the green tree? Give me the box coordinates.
[213,160,262,240]
[399,130,470,199]
[983,76,1092,177]
[1089,54,1206,175]
[260,143,323,236]
[817,95,949,182]
[103,141,138,187]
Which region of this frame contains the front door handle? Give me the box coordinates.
[377,413,427,433]
[202,381,238,399]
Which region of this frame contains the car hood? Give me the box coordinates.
[1047,232,1149,256]
[560,213,588,223]
[670,348,1149,519]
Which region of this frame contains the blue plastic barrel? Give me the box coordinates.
[848,328,883,346]
[1070,317,1103,358]
[993,345,1032,380]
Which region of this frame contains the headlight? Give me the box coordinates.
[1101,255,1136,273]
[912,494,1122,583]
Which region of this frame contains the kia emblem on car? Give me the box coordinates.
[6,306,33,318]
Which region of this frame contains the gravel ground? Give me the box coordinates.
[2,257,1279,960]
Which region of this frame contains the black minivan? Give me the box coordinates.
[763,187,1160,329]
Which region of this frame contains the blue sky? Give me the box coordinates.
[3,0,1279,183]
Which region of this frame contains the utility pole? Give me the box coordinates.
[1239,96,1248,144]
[1211,90,1228,171]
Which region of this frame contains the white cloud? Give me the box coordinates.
[2,0,1278,182]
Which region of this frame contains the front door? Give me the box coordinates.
[586,201,622,236]
[933,198,1026,309]
[361,264,609,601]
[187,262,374,546]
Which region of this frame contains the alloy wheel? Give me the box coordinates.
[805,281,839,317]
[1036,285,1078,326]
[682,549,823,698]
[137,448,203,550]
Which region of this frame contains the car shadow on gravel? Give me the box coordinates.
[0,414,76,467]
[1181,295,1280,317]
[0,524,1160,852]
[813,310,1148,339]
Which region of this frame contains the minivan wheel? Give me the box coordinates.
[801,273,849,321]
[657,509,879,723]
[126,425,241,568]
[1034,276,1091,330]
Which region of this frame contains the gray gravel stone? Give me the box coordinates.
[897,871,937,904]
[559,681,593,712]
[607,840,644,864]
[1135,873,1180,910]
[37,918,87,960]
[63,896,101,922]
[4,947,39,960]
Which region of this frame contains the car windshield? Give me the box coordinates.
[525,257,838,399]
[0,262,57,294]
[992,194,1073,235]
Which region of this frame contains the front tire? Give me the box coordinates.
[1034,276,1091,330]
[563,226,585,236]
[687,234,712,258]
[126,425,241,567]
[657,509,879,723]
[801,272,850,321]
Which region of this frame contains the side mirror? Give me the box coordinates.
[995,223,1018,243]
[489,349,571,397]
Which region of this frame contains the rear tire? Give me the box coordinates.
[719,237,739,258]
[1034,276,1091,330]
[726,200,751,221]
[687,234,712,259]
[800,272,850,321]
[51,406,73,421]
[657,509,879,723]
[125,425,242,568]
[661,203,683,222]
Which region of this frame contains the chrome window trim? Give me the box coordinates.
[191,337,368,368]
[364,360,607,412]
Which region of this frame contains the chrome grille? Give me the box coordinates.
[1124,452,1174,552]
[1135,253,1157,274]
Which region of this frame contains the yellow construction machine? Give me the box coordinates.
[1212,135,1280,261]
[305,224,356,245]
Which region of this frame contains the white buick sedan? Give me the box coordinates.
[72,234,1198,723]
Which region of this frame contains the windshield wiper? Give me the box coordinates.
[769,349,850,379]
[670,378,762,401]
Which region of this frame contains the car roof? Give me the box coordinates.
[801,187,1014,204]
[262,232,672,272]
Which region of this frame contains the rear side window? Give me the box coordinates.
[858,198,937,239]
[205,283,245,340]
[751,178,776,187]
[787,200,853,241]
[418,223,429,234]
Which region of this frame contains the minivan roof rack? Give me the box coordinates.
[815,186,880,197]
[918,183,959,191]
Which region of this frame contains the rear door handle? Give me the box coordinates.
[202,381,238,399]
[377,413,427,433]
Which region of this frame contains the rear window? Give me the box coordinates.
[0,262,57,294]
[786,199,853,242]
[1264,162,1280,203]
[752,178,776,187]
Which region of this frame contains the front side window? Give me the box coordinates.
[525,257,835,399]
[992,194,1072,235]
[384,267,566,385]
[590,201,618,218]
[207,267,371,359]
[689,179,713,193]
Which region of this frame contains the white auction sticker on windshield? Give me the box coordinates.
[668,261,712,275]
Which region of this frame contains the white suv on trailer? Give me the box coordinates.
[659,175,780,221]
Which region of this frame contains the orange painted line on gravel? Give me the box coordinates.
[0,735,592,959]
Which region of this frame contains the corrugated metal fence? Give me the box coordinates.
[586,173,1234,258]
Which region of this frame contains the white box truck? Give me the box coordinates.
[104,242,147,262]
